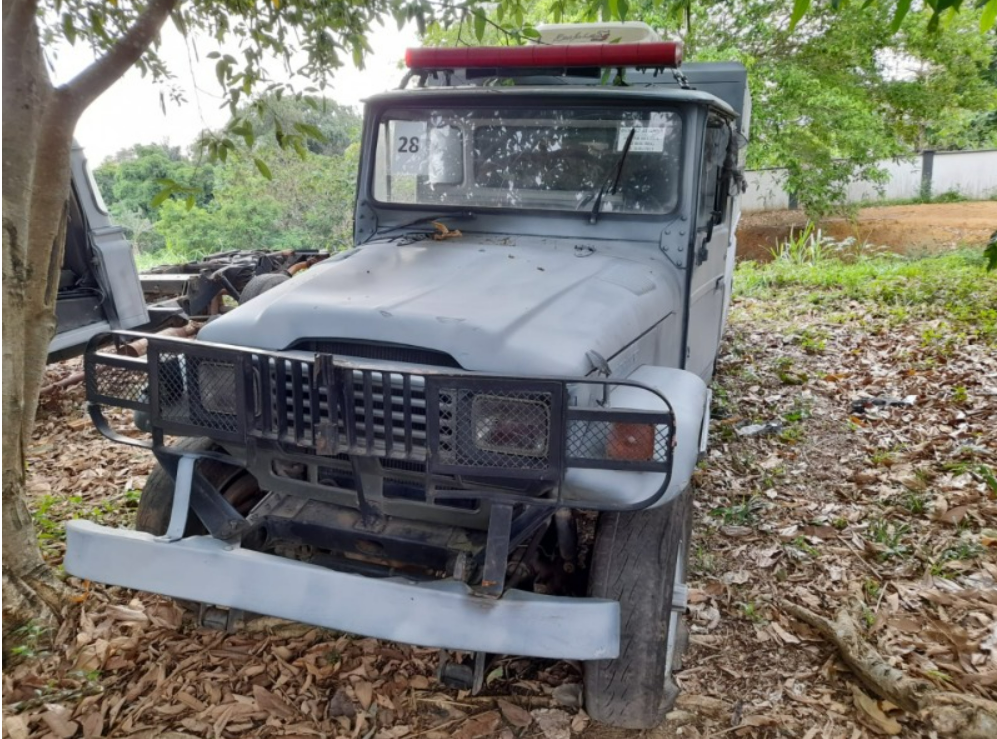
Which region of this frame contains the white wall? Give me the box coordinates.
[845,157,922,203]
[932,150,997,200]
[742,169,790,211]
[741,149,997,212]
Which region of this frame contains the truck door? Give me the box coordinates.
[685,116,732,380]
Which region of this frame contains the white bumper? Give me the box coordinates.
[65,520,620,660]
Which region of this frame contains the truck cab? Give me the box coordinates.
[68,24,749,729]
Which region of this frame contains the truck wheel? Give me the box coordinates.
[239,273,290,303]
[583,486,693,729]
[136,437,263,536]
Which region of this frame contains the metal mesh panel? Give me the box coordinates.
[156,352,239,434]
[437,388,553,471]
[566,416,671,465]
[88,362,148,404]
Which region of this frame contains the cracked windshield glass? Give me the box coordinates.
[374,107,682,215]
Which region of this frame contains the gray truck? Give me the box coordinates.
[67,25,749,729]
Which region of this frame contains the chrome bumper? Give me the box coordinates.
[65,520,620,660]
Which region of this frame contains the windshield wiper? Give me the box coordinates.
[589,127,636,225]
[370,211,477,241]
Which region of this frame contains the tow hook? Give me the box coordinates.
[198,604,244,633]
[437,649,488,694]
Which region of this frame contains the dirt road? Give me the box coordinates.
[737,201,997,261]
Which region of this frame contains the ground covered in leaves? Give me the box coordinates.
[4,247,996,739]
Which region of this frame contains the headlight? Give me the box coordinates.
[197,361,237,415]
[471,395,550,457]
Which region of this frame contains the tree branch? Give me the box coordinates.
[58,0,180,116]
[780,599,997,738]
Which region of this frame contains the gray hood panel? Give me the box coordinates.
[198,237,679,375]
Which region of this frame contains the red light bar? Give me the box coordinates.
[405,42,683,71]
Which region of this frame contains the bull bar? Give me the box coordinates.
[66,331,684,657]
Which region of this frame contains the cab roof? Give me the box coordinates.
[365,84,737,119]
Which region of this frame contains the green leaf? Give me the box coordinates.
[150,187,174,208]
[473,11,486,42]
[889,0,912,32]
[981,0,997,31]
[293,122,328,143]
[253,157,272,180]
[789,0,811,31]
[215,59,229,88]
[185,194,196,211]
[62,13,76,44]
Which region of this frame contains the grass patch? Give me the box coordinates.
[709,497,760,526]
[735,250,997,342]
[867,519,912,561]
[31,490,140,561]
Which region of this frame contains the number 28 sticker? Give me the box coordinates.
[391,121,428,174]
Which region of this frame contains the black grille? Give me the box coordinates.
[292,340,462,368]
[258,355,430,460]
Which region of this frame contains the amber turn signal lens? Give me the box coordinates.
[607,422,655,461]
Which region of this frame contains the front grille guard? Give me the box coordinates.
[84,331,677,512]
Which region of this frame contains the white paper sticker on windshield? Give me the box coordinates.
[391,121,428,175]
[617,123,667,153]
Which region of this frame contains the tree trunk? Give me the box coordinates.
[2,0,80,649]
[3,0,179,653]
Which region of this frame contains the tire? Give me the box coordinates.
[136,437,263,536]
[239,272,290,303]
[583,486,693,729]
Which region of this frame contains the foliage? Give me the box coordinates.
[687,1,996,217]
[239,94,363,157]
[425,1,996,220]
[154,142,359,259]
[95,143,214,220]
[94,97,361,264]
[986,230,997,271]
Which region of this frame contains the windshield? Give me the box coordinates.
[373,106,683,216]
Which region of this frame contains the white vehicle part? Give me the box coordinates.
[65,520,621,660]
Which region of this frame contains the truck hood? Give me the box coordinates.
[198,236,678,376]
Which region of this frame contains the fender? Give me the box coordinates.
[563,365,709,509]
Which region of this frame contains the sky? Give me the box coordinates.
[49,21,420,165]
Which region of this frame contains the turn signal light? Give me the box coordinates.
[607,422,655,461]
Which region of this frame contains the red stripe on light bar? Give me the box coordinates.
[404,42,683,71]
